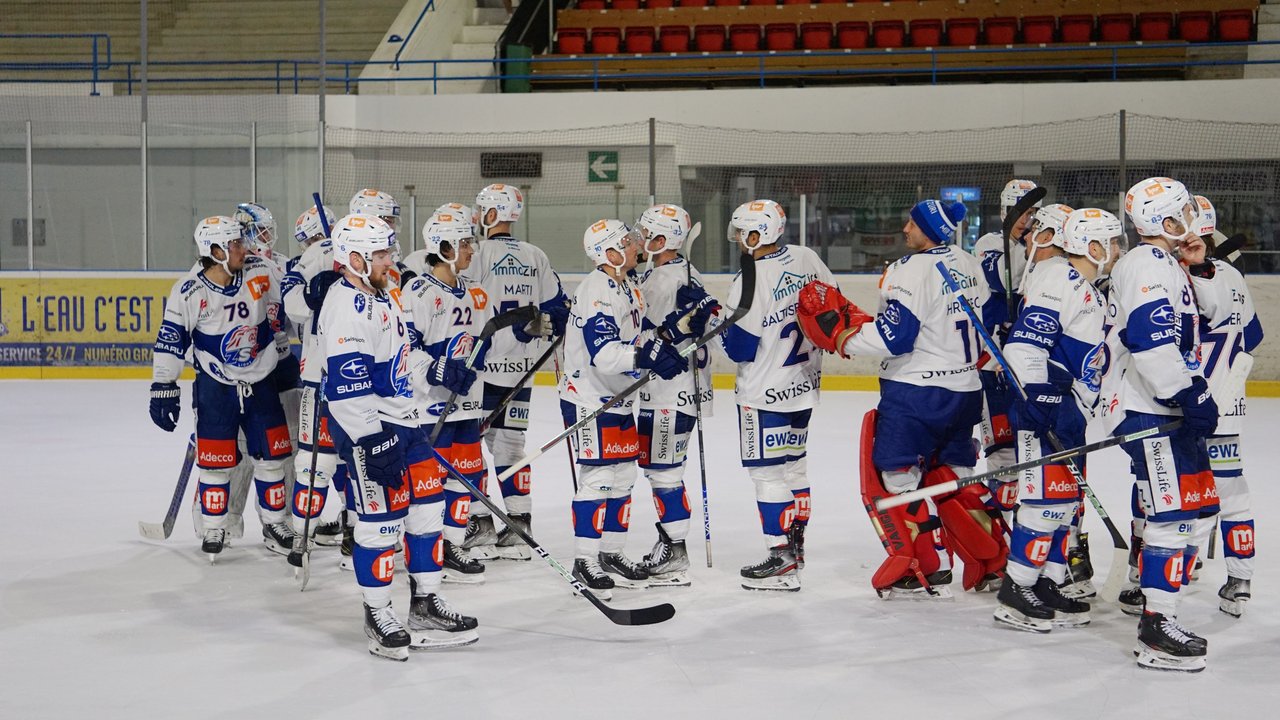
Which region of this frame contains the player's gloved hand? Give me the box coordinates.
[636,337,685,381]
[540,295,571,338]
[272,352,301,392]
[1014,382,1065,435]
[514,312,555,344]
[305,270,341,312]
[796,281,873,357]
[1171,376,1218,436]
[429,356,477,396]
[149,382,181,432]
[357,428,406,489]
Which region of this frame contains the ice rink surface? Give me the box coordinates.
[3,380,1279,719]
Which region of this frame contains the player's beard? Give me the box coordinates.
[369,271,388,291]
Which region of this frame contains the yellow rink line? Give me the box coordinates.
[11,366,1280,398]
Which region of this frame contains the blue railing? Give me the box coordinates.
[392,0,436,71]
[0,33,112,95]
[4,39,1280,94]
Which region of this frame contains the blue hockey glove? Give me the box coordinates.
[272,353,301,392]
[1014,382,1064,435]
[541,295,571,338]
[357,428,406,489]
[636,337,685,381]
[430,357,477,396]
[1172,376,1218,436]
[305,270,341,312]
[149,382,181,432]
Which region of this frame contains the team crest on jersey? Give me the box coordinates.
[390,344,412,398]
[1080,343,1108,393]
[354,294,366,314]
[446,332,475,361]
[220,326,260,367]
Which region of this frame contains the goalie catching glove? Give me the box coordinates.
[797,281,873,358]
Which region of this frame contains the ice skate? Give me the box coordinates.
[641,523,691,587]
[993,577,1053,633]
[973,572,1003,593]
[339,521,354,571]
[1218,577,1251,618]
[364,603,410,662]
[1118,586,1146,616]
[407,582,479,650]
[493,513,532,561]
[599,551,651,589]
[885,569,954,600]
[202,528,226,563]
[740,544,800,592]
[443,540,486,584]
[313,518,343,547]
[287,533,313,569]
[461,515,499,561]
[1135,612,1207,673]
[1033,577,1090,627]
[789,522,806,570]
[262,521,296,557]
[572,557,614,601]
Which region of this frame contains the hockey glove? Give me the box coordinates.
[356,428,406,489]
[797,281,873,357]
[149,382,181,432]
[272,352,301,392]
[670,284,721,341]
[429,356,478,396]
[1171,376,1219,436]
[305,270,342,313]
[514,312,555,344]
[540,295,571,338]
[636,337,685,381]
[1013,383,1065,435]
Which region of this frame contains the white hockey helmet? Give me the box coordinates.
[422,210,476,273]
[234,202,277,257]
[332,213,397,282]
[583,218,641,269]
[294,203,336,246]
[1125,177,1196,244]
[349,189,401,230]
[194,215,244,274]
[1190,194,1216,238]
[999,179,1042,221]
[637,204,693,254]
[728,199,786,250]
[434,202,479,235]
[474,183,524,235]
[1028,203,1074,251]
[1061,208,1125,276]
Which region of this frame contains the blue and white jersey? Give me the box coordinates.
[637,256,713,414]
[721,245,835,412]
[1097,243,1205,431]
[282,239,334,384]
[559,268,648,416]
[462,233,567,387]
[971,231,1026,332]
[400,271,495,424]
[318,278,417,442]
[1004,255,1107,409]
[153,257,283,386]
[1190,259,1263,435]
[841,244,992,392]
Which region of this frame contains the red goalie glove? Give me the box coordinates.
[797,281,873,358]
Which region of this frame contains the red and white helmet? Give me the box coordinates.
[333,213,397,282]
[194,215,243,274]
[1125,177,1195,244]
[1061,207,1125,276]
[583,219,640,269]
[294,203,336,246]
[349,189,400,231]
[422,210,475,273]
[1190,194,1216,238]
[728,199,786,250]
[475,184,524,235]
[999,179,1042,221]
[637,204,693,254]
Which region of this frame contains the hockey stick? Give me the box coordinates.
[1001,187,1048,320]
[480,336,562,434]
[685,253,714,568]
[552,349,580,492]
[488,252,758,491]
[312,192,332,239]
[428,445,675,626]
[138,434,198,540]
[296,386,325,590]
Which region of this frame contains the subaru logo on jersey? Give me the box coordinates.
[1024,312,1059,335]
[354,294,366,314]
[219,326,260,368]
[1150,305,1176,327]
[339,358,369,381]
[180,279,196,294]
[390,344,412,398]
[157,324,182,344]
[427,401,448,417]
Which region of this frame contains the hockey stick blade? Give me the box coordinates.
[1096,546,1129,604]
[138,434,197,540]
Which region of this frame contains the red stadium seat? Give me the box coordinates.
[659,25,691,52]
[591,27,622,53]
[1138,12,1174,41]
[947,18,980,46]
[1177,11,1213,42]
[765,23,797,50]
[625,26,656,53]
[984,17,1018,45]
[910,19,943,47]
[873,20,906,49]
[836,20,870,49]
[1022,16,1055,44]
[557,27,588,54]
[783,0,812,4]
[1099,14,1134,43]
[1217,9,1254,41]
[611,0,641,9]
[678,0,710,6]
[1060,15,1094,43]
[748,0,779,5]
[648,0,677,7]
[730,24,761,51]
[714,0,741,6]
[694,24,727,51]
[577,0,607,9]
[801,22,833,49]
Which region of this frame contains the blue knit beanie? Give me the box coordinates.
[910,199,967,244]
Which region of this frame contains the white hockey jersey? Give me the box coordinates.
[1097,243,1205,432]
[153,257,283,385]
[971,231,1026,329]
[1004,255,1107,409]
[318,278,418,441]
[400,271,494,423]
[462,233,566,387]
[1189,259,1263,435]
[282,239,335,383]
[559,268,648,416]
[721,245,835,412]
[841,244,992,392]
[637,256,713,414]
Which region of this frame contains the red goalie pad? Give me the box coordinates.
[859,410,939,592]
[798,281,873,358]
[927,466,1009,591]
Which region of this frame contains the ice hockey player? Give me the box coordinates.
[462,184,571,562]
[1180,195,1263,618]
[970,180,1042,536]
[319,213,477,661]
[149,216,294,560]
[992,206,1121,632]
[349,189,403,284]
[560,219,693,598]
[1100,176,1219,672]
[798,199,1004,598]
[721,199,833,592]
[634,204,713,587]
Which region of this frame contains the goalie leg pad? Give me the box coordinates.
[931,466,1009,591]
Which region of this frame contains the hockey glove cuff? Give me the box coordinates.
[149,382,181,432]
[1171,376,1219,436]
[305,270,342,313]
